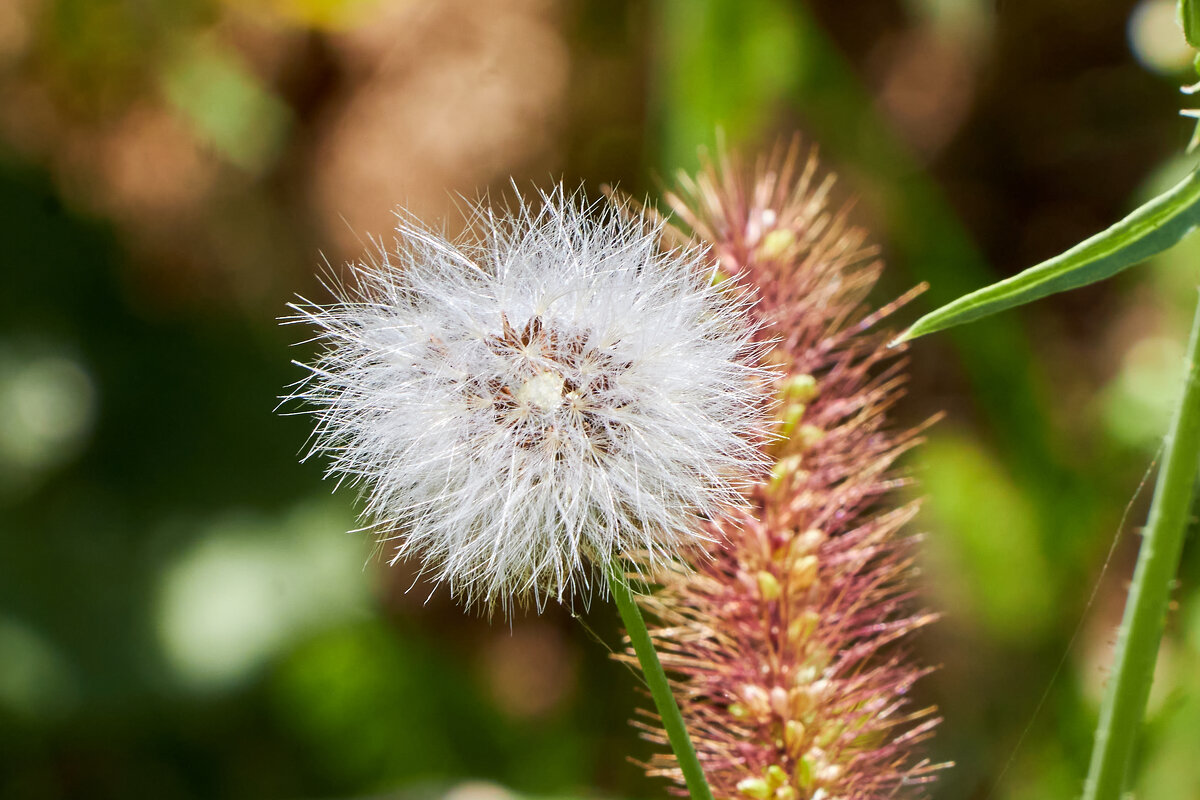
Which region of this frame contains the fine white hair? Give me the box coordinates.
[287,186,771,612]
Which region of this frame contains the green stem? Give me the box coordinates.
[607,561,714,800]
[1083,294,1200,800]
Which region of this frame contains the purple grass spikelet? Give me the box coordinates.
[627,141,946,799]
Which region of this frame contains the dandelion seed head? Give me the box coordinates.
[288,187,772,612]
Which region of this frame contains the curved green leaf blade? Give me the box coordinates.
[1183,0,1200,49]
[896,167,1200,343]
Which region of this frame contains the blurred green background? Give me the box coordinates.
[2,0,1199,798]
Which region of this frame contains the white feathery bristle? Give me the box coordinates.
[287,186,772,612]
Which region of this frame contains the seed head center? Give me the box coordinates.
[517,370,565,411]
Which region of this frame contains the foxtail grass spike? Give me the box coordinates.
[628,140,946,799]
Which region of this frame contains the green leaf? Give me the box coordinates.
[1183,0,1200,49]
[896,167,1200,343]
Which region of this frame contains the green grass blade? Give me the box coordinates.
[896,167,1200,343]
[1183,0,1200,49]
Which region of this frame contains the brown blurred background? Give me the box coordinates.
[2,1,1199,799]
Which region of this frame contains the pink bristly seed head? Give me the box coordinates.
[631,140,944,799]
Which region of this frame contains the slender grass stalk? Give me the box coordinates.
[607,561,714,800]
[1083,294,1200,800]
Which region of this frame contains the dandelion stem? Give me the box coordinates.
[607,560,714,800]
[1083,293,1200,800]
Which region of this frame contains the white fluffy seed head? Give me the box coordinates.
[287,187,772,613]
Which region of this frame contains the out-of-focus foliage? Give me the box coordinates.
[1,0,1197,799]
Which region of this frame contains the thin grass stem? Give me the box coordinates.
[607,561,714,800]
[1082,293,1200,800]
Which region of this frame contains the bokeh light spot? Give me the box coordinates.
[0,344,95,493]
[1129,0,1194,75]
[155,499,371,691]
[0,615,79,719]
[1101,335,1183,448]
